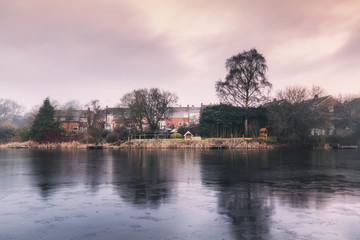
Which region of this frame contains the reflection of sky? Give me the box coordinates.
[270,196,360,239]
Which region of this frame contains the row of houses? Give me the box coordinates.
[57,95,358,137]
[57,104,204,135]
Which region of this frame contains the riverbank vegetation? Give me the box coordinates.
[0,138,273,150]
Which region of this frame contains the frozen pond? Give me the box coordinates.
[1,149,360,239]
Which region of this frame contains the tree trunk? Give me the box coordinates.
[244,118,248,137]
[245,97,249,137]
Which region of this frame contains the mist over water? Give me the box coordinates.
[1,149,360,239]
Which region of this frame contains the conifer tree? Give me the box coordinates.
[30,98,63,142]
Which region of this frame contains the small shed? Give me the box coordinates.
[184,131,193,140]
[259,128,268,138]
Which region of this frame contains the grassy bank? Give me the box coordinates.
[0,141,88,149]
[0,138,274,150]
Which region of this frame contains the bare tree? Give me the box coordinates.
[338,94,360,136]
[85,100,104,144]
[63,99,82,111]
[121,88,178,133]
[142,88,178,133]
[59,99,83,121]
[267,99,318,144]
[120,89,147,133]
[336,93,360,104]
[277,85,309,104]
[269,85,329,144]
[310,85,327,98]
[0,98,23,123]
[216,48,272,136]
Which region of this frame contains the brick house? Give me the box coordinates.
[57,110,88,135]
[159,105,202,129]
[306,95,345,135]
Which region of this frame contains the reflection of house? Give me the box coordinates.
[159,105,202,129]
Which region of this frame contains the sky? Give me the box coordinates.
[1,0,360,110]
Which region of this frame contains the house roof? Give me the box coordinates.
[56,110,87,121]
[262,99,288,107]
[168,106,201,118]
[183,131,193,136]
[305,96,331,107]
[304,95,342,109]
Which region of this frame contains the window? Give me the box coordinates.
[328,106,334,113]
[178,122,183,126]
[72,127,78,131]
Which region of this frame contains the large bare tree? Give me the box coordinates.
[121,88,178,133]
[216,49,272,136]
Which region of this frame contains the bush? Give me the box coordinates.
[106,132,119,143]
[170,133,182,139]
[0,127,14,143]
[105,127,129,143]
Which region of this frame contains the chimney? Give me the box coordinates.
[314,94,319,99]
[187,105,189,111]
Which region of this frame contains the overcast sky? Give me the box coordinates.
[1,0,360,110]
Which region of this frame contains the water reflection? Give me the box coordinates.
[200,149,360,239]
[1,149,360,239]
[24,150,197,208]
[111,150,177,208]
[200,151,274,239]
[28,151,75,198]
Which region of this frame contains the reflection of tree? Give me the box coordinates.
[200,149,344,238]
[112,150,177,209]
[28,151,71,199]
[200,150,274,239]
[217,184,273,239]
[28,150,108,198]
[83,150,107,192]
[271,150,338,209]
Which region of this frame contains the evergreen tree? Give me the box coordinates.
[30,98,63,142]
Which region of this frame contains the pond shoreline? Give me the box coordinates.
[0,139,275,150]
